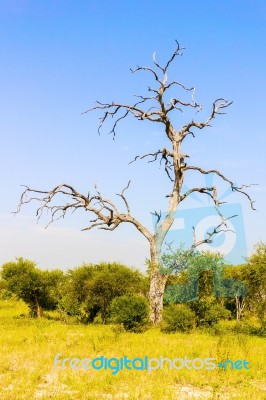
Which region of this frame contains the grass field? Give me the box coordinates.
[0,299,265,400]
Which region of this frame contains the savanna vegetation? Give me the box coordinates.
[0,299,265,399]
[1,243,266,333]
[0,243,265,399]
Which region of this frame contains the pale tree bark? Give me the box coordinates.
[30,295,42,318]
[236,295,245,321]
[15,41,255,325]
[35,296,43,318]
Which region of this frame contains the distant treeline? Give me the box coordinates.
[0,242,265,334]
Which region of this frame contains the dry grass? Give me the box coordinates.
[0,299,265,399]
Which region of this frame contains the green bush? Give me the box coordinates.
[190,299,231,326]
[1,258,64,317]
[162,303,196,333]
[110,294,149,332]
[257,320,266,338]
[233,320,266,337]
[203,304,231,326]
[232,321,257,335]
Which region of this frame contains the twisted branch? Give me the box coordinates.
[182,166,256,210]
[192,215,237,250]
[14,183,153,240]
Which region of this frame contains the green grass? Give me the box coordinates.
[0,299,265,399]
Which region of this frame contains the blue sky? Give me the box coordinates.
[0,0,265,271]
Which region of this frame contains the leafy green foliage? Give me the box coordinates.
[85,263,148,323]
[189,299,231,326]
[1,242,264,330]
[224,242,266,320]
[1,258,63,317]
[159,247,196,275]
[110,294,149,332]
[162,303,196,333]
[164,250,228,303]
[0,278,13,299]
[257,319,266,338]
[55,262,148,323]
[162,249,233,327]
[245,242,266,319]
[55,265,94,321]
[202,303,231,325]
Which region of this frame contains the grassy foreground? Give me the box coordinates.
[0,300,265,400]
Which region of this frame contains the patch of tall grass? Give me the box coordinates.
[0,299,265,399]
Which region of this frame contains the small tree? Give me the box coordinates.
[163,250,228,303]
[226,243,266,320]
[56,264,95,320]
[57,262,148,323]
[223,265,247,321]
[15,42,254,324]
[1,258,62,317]
[246,242,266,320]
[85,263,148,323]
[110,294,149,332]
[162,303,196,332]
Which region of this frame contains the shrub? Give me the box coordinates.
[232,321,258,335]
[233,319,266,337]
[110,294,149,332]
[1,258,64,317]
[203,304,231,326]
[190,299,231,326]
[257,320,266,338]
[162,303,196,333]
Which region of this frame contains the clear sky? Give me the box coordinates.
[0,0,265,271]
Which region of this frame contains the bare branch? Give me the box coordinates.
[151,210,162,225]
[192,215,237,250]
[152,40,184,74]
[180,186,217,203]
[129,148,177,182]
[180,184,234,229]
[82,99,162,138]
[133,93,157,103]
[129,148,174,164]
[14,183,153,241]
[166,97,202,114]
[131,41,183,87]
[116,180,131,214]
[164,40,184,72]
[183,165,256,210]
[180,98,233,138]
[82,42,202,140]
[164,81,193,91]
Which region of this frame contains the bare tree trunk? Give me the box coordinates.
[149,270,168,325]
[148,240,168,325]
[235,295,245,322]
[35,296,43,318]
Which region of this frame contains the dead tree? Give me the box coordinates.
[15,42,255,324]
